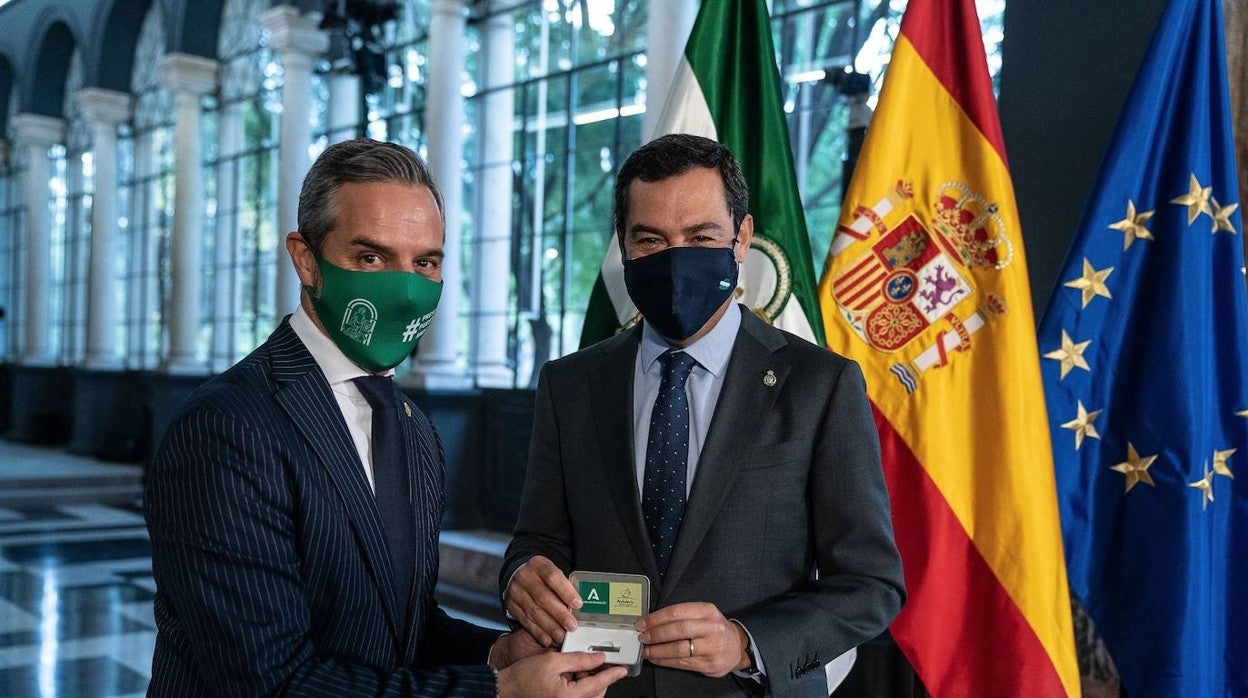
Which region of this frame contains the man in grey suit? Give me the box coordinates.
[146,138,625,697]
[501,134,905,697]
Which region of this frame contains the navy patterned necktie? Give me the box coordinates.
[642,350,698,576]
[352,376,415,624]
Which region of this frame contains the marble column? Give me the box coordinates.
[76,88,132,370]
[159,52,217,374]
[10,113,65,366]
[407,0,471,389]
[261,6,328,319]
[471,10,515,387]
[326,73,360,144]
[642,0,699,140]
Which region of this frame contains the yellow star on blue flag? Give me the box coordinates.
[1037,0,1248,694]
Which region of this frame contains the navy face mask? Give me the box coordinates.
[623,245,739,342]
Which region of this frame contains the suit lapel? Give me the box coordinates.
[268,321,404,646]
[663,313,789,592]
[588,328,664,586]
[397,396,439,664]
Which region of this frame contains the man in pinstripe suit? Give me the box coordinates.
[145,138,626,697]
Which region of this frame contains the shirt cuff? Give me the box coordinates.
[486,631,509,670]
[729,619,767,680]
[502,567,521,621]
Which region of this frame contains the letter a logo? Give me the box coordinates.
[578,581,610,613]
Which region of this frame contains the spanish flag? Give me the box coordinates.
[818,1,1080,695]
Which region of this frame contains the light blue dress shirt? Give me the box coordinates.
[632,302,741,497]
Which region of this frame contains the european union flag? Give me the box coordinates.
[1037,0,1247,695]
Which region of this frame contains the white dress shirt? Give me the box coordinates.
[289,305,395,493]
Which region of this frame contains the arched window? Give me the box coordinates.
[364,0,432,148]
[205,0,280,369]
[0,90,22,360]
[310,0,437,158]
[50,50,93,365]
[466,0,649,385]
[118,4,175,369]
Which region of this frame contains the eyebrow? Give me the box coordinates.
[684,221,724,235]
[627,221,725,237]
[348,236,444,259]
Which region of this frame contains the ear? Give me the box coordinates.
[286,232,318,294]
[734,214,755,264]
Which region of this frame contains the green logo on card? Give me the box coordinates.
[579,581,610,614]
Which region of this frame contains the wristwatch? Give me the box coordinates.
[738,625,765,684]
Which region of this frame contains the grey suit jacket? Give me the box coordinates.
[502,308,905,698]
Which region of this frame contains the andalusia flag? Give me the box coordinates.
[579,0,823,348]
[819,0,1081,695]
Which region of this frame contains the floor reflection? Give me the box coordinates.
[0,503,153,698]
[39,568,57,698]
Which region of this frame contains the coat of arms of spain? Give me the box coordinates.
[829,180,1012,392]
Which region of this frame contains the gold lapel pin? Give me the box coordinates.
[763,369,777,387]
[403,403,413,418]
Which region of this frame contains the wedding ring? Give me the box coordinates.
[688,639,695,657]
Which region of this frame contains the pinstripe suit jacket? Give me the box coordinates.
[145,318,499,697]
[503,309,905,697]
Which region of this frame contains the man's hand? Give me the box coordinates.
[488,629,547,669]
[505,556,581,646]
[636,602,750,678]
[497,651,628,698]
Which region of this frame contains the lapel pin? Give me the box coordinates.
[403,403,413,418]
[763,369,777,387]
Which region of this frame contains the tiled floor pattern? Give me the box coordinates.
[0,502,154,698]
[0,441,507,697]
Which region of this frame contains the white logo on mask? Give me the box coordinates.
[341,299,378,345]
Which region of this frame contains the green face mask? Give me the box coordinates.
[308,255,443,372]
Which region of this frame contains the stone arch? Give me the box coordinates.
[167,0,229,59]
[0,54,13,139]
[24,13,80,117]
[89,0,159,93]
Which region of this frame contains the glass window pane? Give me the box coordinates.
[467,0,647,386]
[120,3,175,369]
[0,127,26,360]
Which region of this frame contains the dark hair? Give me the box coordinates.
[613,133,749,241]
[297,137,443,254]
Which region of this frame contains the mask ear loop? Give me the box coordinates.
[304,252,325,300]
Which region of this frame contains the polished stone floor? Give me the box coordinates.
[0,440,505,697]
[0,440,151,697]
[0,500,154,698]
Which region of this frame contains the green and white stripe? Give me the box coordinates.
[580,0,824,348]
